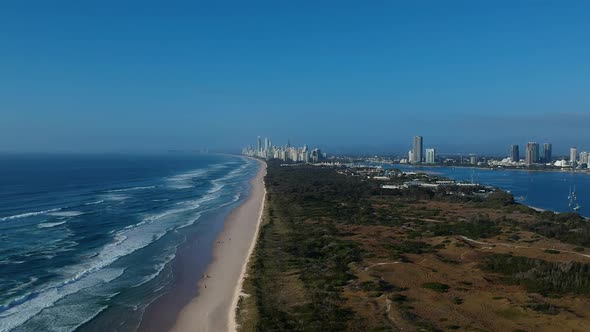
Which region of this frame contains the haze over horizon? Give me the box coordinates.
[1,1,589,154]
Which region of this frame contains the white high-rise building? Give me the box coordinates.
[243,137,323,164]
[425,148,436,164]
[580,151,589,165]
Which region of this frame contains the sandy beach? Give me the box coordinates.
[169,159,266,332]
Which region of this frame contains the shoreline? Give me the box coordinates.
[227,162,266,331]
[169,158,266,332]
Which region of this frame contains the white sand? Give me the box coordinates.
[170,160,266,332]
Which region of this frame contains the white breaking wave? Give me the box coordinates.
[47,211,84,217]
[37,221,68,229]
[0,159,255,331]
[107,186,156,193]
[131,251,177,289]
[0,208,62,222]
[0,268,125,331]
[101,194,130,201]
[0,173,232,331]
[84,200,104,206]
[167,168,210,189]
[3,277,39,299]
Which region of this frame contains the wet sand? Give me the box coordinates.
[169,159,266,332]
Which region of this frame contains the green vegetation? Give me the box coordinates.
[389,293,409,303]
[239,161,590,331]
[421,282,450,293]
[386,241,433,258]
[525,302,560,315]
[481,253,590,296]
[243,162,374,330]
[527,213,590,246]
[429,216,501,239]
[360,279,403,297]
[452,297,464,304]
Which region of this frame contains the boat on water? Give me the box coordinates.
[569,187,582,211]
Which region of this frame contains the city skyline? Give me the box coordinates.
[242,136,325,163]
[402,135,588,168]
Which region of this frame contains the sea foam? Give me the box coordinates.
[37,221,68,229]
[47,211,84,217]
[0,208,62,222]
[107,186,156,193]
[0,157,256,331]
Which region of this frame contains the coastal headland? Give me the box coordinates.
[237,161,590,331]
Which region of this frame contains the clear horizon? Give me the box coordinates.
[1,2,589,154]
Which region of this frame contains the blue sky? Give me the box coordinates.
[1,1,589,155]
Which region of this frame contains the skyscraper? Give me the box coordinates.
[510,145,520,163]
[412,136,423,163]
[570,147,578,164]
[525,142,539,165]
[425,148,436,164]
[543,143,552,163]
[264,137,270,151]
[257,136,262,153]
[580,151,589,165]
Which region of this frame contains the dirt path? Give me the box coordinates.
[459,235,590,260]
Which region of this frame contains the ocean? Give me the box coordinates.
[0,153,259,332]
[392,164,589,217]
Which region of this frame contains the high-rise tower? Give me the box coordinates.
[412,136,423,163]
[543,143,552,163]
[425,148,436,164]
[570,147,578,165]
[510,145,520,163]
[525,142,539,165]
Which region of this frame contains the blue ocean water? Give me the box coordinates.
[393,164,589,217]
[0,153,259,332]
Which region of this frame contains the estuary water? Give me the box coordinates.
[393,164,589,217]
[0,153,259,331]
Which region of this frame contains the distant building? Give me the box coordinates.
[264,137,270,151]
[425,148,436,164]
[580,151,589,165]
[525,142,539,165]
[243,137,322,163]
[543,143,552,163]
[570,147,578,165]
[311,148,323,163]
[412,136,423,163]
[469,155,477,165]
[510,145,520,163]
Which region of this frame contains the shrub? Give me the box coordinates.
[421,282,450,293]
